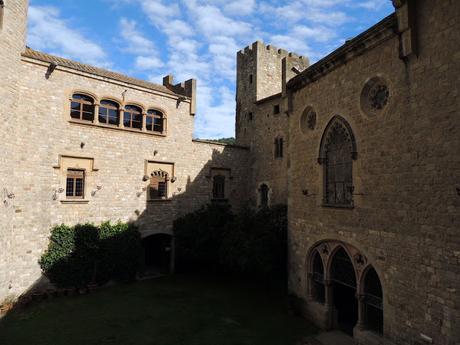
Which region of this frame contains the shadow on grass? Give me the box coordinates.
[0,274,317,345]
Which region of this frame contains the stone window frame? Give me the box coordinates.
[148,171,168,200]
[207,167,232,202]
[305,240,385,338]
[146,108,167,134]
[70,93,96,122]
[258,183,270,208]
[65,169,85,199]
[145,161,175,202]
[318,115,357,208]
[67,90,168,137]
[300,106,317,133]
[99,99,121,126]
[274,136,284,159]
[124,104,144,130]
[212,175,226,201]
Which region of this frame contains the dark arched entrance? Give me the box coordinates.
[331,247,358,335]
[363,267,383,334]
[142,234,172,274]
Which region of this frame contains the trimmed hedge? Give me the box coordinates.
[174,204,287,278]
[40,222,142,288]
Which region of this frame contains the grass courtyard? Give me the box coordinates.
[0,275,316,345]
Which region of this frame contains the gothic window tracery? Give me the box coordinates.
[319,116,357,207]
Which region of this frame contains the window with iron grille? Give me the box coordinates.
[70,94,94,122]
[99,100,120,126]
[149,174,168,200]
[146,109,165,133]
[124,105,143,129]
[274,137,284,158]
[66,169,85,199]
[212,175,225,200]
[319,116,357,207]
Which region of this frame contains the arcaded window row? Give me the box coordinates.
[70,93,166,134]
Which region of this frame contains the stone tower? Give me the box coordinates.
[0,0,29,302]
[235,41,309,206]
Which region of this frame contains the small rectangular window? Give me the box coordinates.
[212,175,226,200]
[273,105,280,114]
[249,74,253,84]
[274,137,284,158]
[66,169,85,199]
[248,112,253,121]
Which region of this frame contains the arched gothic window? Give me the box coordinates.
[124,105,143,129]
[70,94,95,122]
[318,116,357,207]
[212,175,225,200]
[99,100,120,125]
[259,184,269,208]
[312,251,325,303]
[364,267,383,334]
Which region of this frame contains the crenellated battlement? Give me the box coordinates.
[237,41,307,64]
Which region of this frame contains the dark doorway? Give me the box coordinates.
[142,234,172,274]
[331,247,358,336]
[364,267,383,334]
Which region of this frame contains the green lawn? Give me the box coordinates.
[0,275,316,345]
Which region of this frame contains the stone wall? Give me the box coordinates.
[0,0,249,302]
[0,0,29,304]
[236,41,308,207]
[287,1,460,344]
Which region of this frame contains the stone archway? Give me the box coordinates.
[330,247,358,335]
[142,234,173,275]
[306,240,384,338]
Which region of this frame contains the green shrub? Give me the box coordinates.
[174,203,233,272]
[173,204,287,279]
[40,222,142,288]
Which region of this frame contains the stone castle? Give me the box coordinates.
[0,0,459,344]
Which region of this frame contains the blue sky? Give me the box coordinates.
[27,0,394,139]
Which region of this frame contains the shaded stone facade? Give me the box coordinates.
[284,1,460,344]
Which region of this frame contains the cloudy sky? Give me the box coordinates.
[27,0,393,139]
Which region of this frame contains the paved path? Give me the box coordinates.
[302,331,355,345]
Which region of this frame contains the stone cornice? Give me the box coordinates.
[287,14,397,92]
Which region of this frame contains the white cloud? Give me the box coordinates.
[354,0,388,10]
[27,6,109,67]
[135,56,164,70]
[27,0,392,138]
[119,18,156,55]
[224,0,256,16]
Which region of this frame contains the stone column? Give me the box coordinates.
[119,108,125,128]
[94,103,100,125]
[306,273,314,300]
[356,293,367,331]
[324,279,335,329]
[142,112,147,132]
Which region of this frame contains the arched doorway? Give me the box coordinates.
[363,267,383,334]
[142,234,173,274]
[312,250,325,303]
[331,247,358,335]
